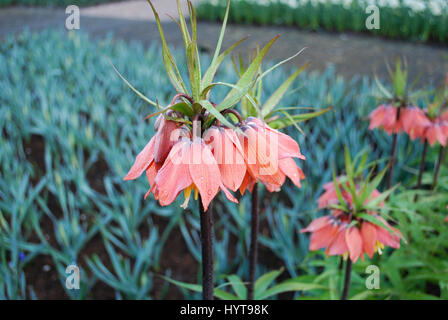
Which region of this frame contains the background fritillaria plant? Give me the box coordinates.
[368,59,425,190]
[301,148,404,299]
[370,63,448,201]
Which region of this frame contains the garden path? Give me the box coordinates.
[1,0,447,83]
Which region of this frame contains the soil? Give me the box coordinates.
[3,0,447,299]
[21,132,285,299]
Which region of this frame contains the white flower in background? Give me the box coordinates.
[198,0,447,16]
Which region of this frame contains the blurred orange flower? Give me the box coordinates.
[368,104,403,135]
[301,180,401,262]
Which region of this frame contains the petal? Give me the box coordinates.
[154,141,192,206]
[124,136,156,181]
[145,160,161,186]
[369,105,386,130]
[361,222,377,259]
[247,118,305,160]
[154,117,180,164]
[239,126,283,186]
[300,216,332,233]
[220,129,247,191]
[345,227,363,262]
[239,171,256,196]
[326,225,349,256]
[382,106,398,135]
[189,139,220,212]
[279,157,304,188]
[425,126,439,146]
[309,224,338,251]
[219,182,239,204]
[376,224,401,249]
[318,189,339,209]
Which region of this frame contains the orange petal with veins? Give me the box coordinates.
[154,141,192,206]
[124,136,156,181]
[189,139,220,211]
[345,227,363,262]
[361,222,377,259]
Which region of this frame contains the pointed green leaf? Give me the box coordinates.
[356,212,403,241]
[219,35,279,111]
[107,58,157,107]
[267,108,331,129]
[187,41,201,100]
[261,62,310,117]
[374,76,393,100]
[264,106,314,119]
[147,0,187,93]
[201,36,248,91]
[208,0,231,76]
[358,165,388,206]
[227,275,247,299]
[332,165,348,212]
[160,276,239,300]
[177,0,192,50]
[363,184,399,210]
[254,269,283,299]
[144,102,192,120]
[258,47,307,82]
[213,81,259,112]
[257,281,326,300]
[197,100,237,131]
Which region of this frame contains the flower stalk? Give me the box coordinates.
[248,183,259,300]
[199,195,214,300]
[414,140,428,202]
[386,105,402,190]
[340,259,352,300]
[432,146,446,190]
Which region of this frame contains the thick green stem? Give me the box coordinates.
[199,196,214,300]
[248,183,259,300]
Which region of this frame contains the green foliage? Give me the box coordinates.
[164,268,326,299]
[290,181,448,300]
[196,0,448,45]
[0,30,446,300]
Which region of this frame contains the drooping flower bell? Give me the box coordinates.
[237,117,306,193]
[368,104,403,135]
[301,213,400,262]
[301,173,402,262]
[422,116,448,147]
[301,166,402,300]
[204,126,247,192]
[400,106,431,140]
[147,136,238,211]
[124,114,238,211]
[400,106,448,146]
[123,113,182,181]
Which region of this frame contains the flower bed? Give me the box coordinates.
[0,29,446,299]
[196,0,448,44]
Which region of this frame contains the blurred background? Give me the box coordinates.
[0,0,447,300]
